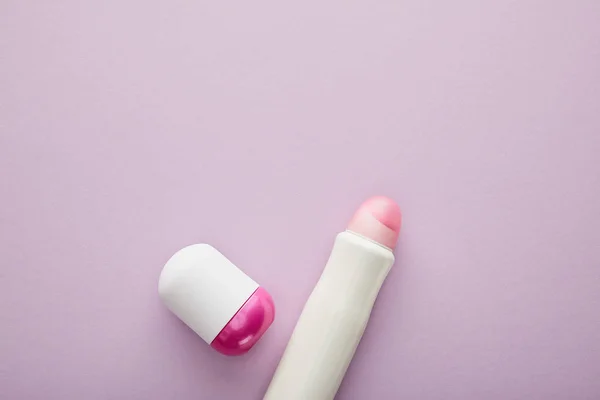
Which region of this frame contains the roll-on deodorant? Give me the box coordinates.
[264,196,401,399]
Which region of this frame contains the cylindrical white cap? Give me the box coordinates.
[158,244,259,344]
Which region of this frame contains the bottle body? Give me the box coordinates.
[264,231,394,400]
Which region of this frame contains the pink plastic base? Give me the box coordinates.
[210,287,275,356]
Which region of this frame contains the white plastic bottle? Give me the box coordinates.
[264,196,401,400]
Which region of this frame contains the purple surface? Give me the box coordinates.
[1,1,600,399]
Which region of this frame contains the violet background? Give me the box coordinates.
[2,1,600,399]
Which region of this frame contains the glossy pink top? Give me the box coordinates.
[210,287,275,356]
[347,196,402,250]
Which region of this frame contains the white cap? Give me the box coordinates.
[158,244,259,344]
